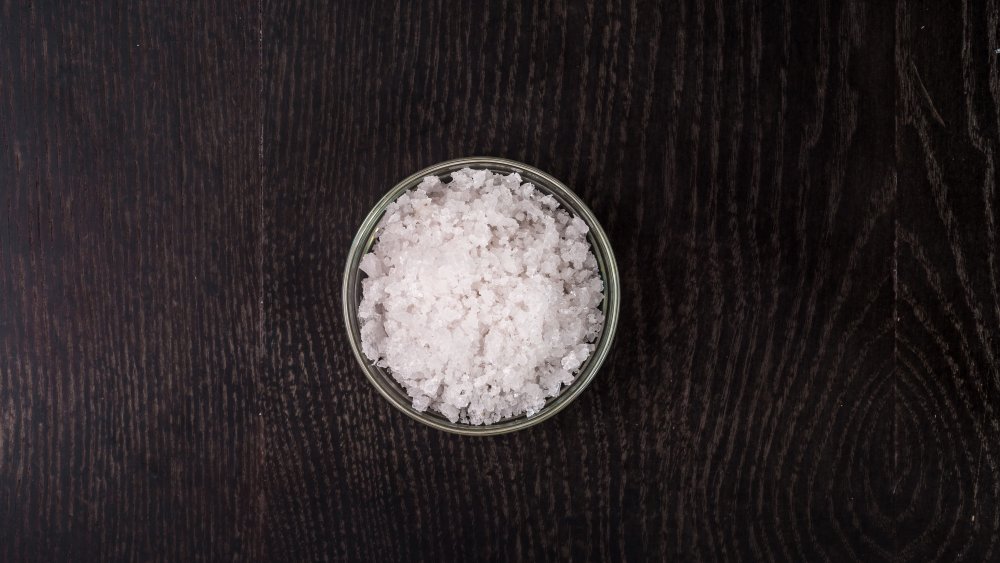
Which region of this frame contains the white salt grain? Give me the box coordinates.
[358,168,604,425]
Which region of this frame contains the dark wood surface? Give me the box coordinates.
[0,2,263,561]
[2,0,998,561]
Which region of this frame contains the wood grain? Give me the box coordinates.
[2,0,998,561]
[895,0,1000,559]
[0,2,262,561]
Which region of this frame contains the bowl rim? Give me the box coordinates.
[341,156,621,436]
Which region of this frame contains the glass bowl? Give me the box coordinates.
[341,157,620,436]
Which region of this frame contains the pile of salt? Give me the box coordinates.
[358,168,604,425]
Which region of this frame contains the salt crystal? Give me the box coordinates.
[358,168,605,425]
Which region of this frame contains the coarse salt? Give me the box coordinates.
[358,168,604,425]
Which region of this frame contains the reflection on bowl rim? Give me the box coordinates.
[341,156,621,436]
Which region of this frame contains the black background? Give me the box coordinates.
[2,0,998,561]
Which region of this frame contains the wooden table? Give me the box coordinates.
[2,1,997,560]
